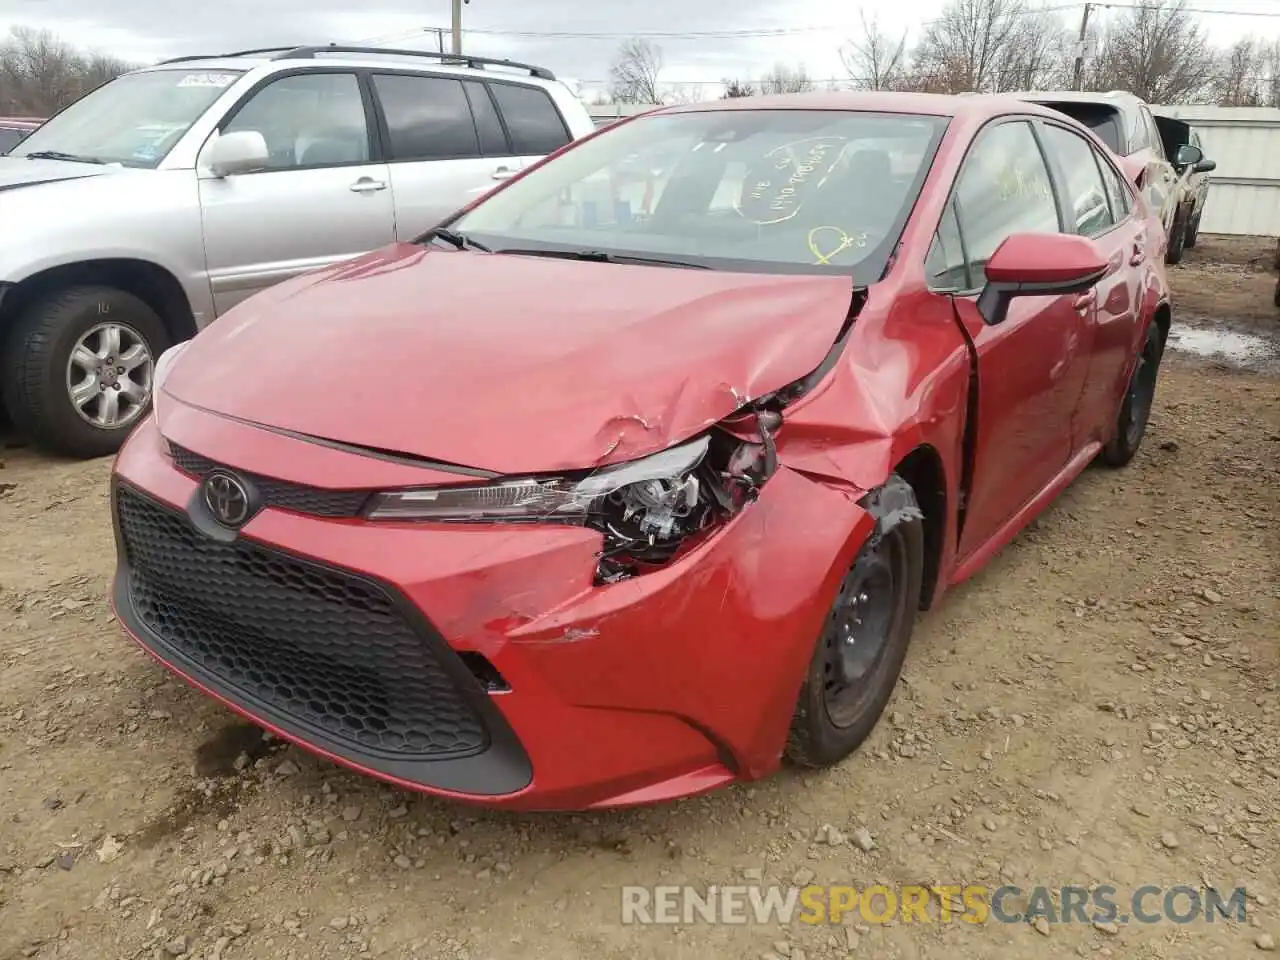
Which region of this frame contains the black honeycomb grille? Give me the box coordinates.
[168,444,371,518]
[116,486,489,760]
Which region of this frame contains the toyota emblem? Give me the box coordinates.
[203,471,251,527]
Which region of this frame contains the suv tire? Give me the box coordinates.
[1184,209,1200,249]
[2,285,170,459]
[1165,207,1187,265]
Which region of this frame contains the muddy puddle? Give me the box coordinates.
[1167,322,1278,372]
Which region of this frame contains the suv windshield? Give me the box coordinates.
[449,109,947,280]
[11,68,245,168]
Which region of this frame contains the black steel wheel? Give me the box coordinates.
[785,475,923,768]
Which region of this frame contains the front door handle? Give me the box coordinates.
[492,165,515,181]
[1129,244,1146,266]
[349,178,387,193]
[1073,289,1097,313]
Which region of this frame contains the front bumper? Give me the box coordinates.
[110,409,874,810]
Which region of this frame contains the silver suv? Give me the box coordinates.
[0,45,595,458]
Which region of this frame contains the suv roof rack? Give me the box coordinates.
[156,44,556,80]
[272,45,556,81]
[158,47,302,65]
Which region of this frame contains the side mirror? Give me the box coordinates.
[977,233,1108,327]
[1194,157,1216,173]
[202,130,269,178]
[1174,143,1203,168]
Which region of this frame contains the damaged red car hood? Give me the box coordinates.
[164,244,854,474]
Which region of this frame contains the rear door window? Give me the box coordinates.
[462,80,510,156]
[488,82,571,155]
[1039,123,1116,237]
[372,73,480,161]
[1038,102,1125,156]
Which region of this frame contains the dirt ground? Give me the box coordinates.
[1,236,1277,960]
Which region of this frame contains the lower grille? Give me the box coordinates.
[168,444,371,518]
[115,486,489,760]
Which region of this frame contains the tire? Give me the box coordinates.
[785,474,924,769]
[1101,320,1163,468]
[1183,208,1200,249]
[1164,208,1187,265]
[2,285,170,459]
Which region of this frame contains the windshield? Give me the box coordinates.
[11,68,244,168]
[449,109,948,279]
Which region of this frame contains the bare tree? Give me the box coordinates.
[1215,39,1262,106]
[1087,0,1217,103]
[757,63,815,95]
[1258,38,1280,108]
[721,77,756,98]
[841,11,909,91]
[0,26,135,115]
[666,83,708,105]
[609,38,664,104]
[910,0,1068,94]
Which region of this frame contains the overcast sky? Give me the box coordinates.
[2,0,1276,97]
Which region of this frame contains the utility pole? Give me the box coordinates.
[1072,2,1092,92]
[451,0,467,55]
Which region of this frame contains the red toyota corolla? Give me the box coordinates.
[110,92,1170,811]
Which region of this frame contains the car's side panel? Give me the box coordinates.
[950,294,1088,555]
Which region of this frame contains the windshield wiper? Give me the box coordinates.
[430,228,491,252]
[495,248,709,269]
[23,150,106,164]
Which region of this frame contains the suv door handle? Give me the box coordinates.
[349,177,387,193]
[1073,289,1097,313]
[492,166,515,181]
[1129,244,1146,266]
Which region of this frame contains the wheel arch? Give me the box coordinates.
[0,259,197,346]
[890,445,948,611]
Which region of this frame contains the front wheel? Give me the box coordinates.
[1101,320,1163,468]
[785,475,924,768]
[2,285,170,459]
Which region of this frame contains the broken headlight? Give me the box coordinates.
[365,429,773,581]
[365,436,713,526]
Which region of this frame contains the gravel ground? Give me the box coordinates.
[1,237,1277,960]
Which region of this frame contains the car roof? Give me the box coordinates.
[656,89,1083,122]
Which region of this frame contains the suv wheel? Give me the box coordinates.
[1184,209,1200,249]
[2,285,170,459]
[1165,208,1187,265]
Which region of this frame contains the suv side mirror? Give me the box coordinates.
[977,233,1108,326]
[1174,143,1215,173]
[202,130,270,178]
